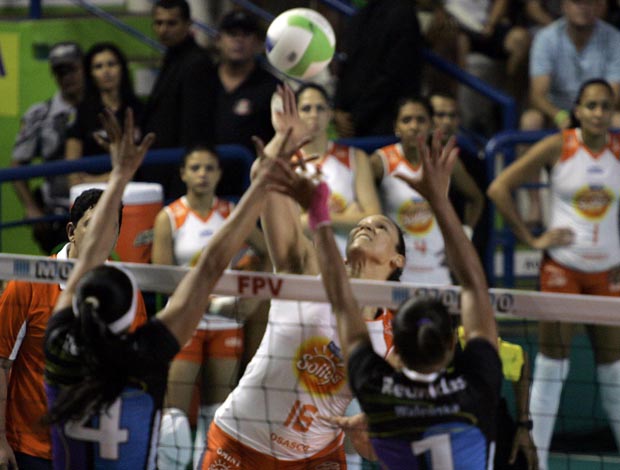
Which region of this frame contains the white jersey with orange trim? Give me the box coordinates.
[214,299,352,460]
[548,129,620,271]
[377,143,451,285]
[304,142,357,256]
[164,196,240,329]
[366,308,394,358]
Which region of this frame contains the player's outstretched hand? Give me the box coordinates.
[395,130,458,204]
[270,85,310,156]
[99,108,155,179]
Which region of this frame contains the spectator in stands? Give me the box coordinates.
[429,92,490,262]
[11,42,84,254]
[213,10,278,151]
[370,96,484,285]
[139,0,217,200]
[524,0,620,132]
[65,43,143,188]
[334,0,423,137]
[443,0,531,100]
[211,9,279,197]
[0,188,148,470]
[295,83,381,257]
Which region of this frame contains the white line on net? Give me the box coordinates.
[1,253,618,326]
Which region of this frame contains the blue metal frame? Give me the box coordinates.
[0,145,255,250]
[484,130,555,287]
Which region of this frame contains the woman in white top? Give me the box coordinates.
[295,84,381,256]
[488,78,620,469]
[151,146,266,469]
[370,95,483,284]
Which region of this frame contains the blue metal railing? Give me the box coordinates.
[484,130,555,287]
[0,145,255,250]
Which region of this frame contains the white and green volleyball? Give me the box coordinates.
[266,8,336,79]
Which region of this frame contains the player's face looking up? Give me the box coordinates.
[346,215,404,275]
[152,7,191,48]
[574,83,614,136]
[394,102,432,150]
[180,150,222,196]
[67,207,120,259]
[297,87,333,139]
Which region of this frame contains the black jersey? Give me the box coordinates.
[44,307,180,470]
[348,338,502,470]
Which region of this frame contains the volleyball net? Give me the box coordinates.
[1,253,620,469]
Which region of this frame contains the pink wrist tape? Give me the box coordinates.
[309,181,331,231]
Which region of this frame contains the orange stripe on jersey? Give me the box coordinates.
[609,133,620,161]
[559,129,580,162]
[327,143,352,168]
[168,199,190,230]
[380,144,404,173]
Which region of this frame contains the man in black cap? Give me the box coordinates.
[211,9,279,196]
[139,0,217,200]
[11,41,84,254]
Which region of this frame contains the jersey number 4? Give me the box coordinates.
[64,399,129,459]
[412,434,454,469]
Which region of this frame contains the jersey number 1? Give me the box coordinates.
[64,399,129,459]
[412,434,454,469]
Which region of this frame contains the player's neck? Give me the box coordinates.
[403,145,421,167]
[186,191,215,215]
[346,258,390,281]
[581,129,607,153]
[303,135,329,156]
[101,89,121,112]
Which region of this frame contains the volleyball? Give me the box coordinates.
[265,8,336,79]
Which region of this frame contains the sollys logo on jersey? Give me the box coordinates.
[573,185,614,221]
[294,338,345,395]
[397,200,434,235]
[328,193,347,213]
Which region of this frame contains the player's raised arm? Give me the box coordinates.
[258,85,318,275]
[396,132,497,347]
[54,109,154,314]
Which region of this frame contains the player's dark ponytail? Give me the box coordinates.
[46,266,136,424]
[393,298,454,370]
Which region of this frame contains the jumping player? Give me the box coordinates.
[308,132,501,469]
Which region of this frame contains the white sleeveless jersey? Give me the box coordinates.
[214,299,352,460]
[305,143,357,256]
[377,143,451,284]
[164,196,240,329]
[548,129,620,271]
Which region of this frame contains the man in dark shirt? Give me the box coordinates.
[212,10,279,196]
[334,0,423,137]
[139,0,216,200]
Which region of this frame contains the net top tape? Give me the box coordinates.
[2,253,619,326]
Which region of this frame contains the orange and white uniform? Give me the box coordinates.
[305,143,358,256]
[207,300,351,466]
[165,196,242,332]
[376,143,451,285]
[548,129,620,272]
[0,244,147,460]
[366,308,394,358]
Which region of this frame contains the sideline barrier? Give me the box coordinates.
[4,253,620,325]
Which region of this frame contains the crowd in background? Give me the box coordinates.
[4,0,620,469]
